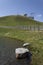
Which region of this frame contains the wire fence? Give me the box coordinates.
[15,25,43,31]
[0,26,43,31]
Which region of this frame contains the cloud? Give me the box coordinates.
[36,14,42,18]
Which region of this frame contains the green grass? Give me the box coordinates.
[0,15,43,26]
[0,28,43,65]
[0,15,43,65]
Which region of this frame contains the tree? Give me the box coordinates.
[30,12,34,19]
[24,14,27,16]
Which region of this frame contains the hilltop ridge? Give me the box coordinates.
[0,15,43,26]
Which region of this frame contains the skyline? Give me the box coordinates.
[0,0,43,22]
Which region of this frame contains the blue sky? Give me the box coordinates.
[0,0,43,22]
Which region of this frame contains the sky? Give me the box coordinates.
[0,0,43,22]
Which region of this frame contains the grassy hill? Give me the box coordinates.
[0,15,43,65]
[0,15,43,26]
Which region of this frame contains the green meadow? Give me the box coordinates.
[0,28,43,65]
[0,15,43,65]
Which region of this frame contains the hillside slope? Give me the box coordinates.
[0,15,43,26]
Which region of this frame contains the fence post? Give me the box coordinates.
[38,25,40,31]
[30,25,31,31]
[34,25,35,31]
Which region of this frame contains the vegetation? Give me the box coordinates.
[0,28,43,65]
[0,15,43,65]
[0,15,43,26]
